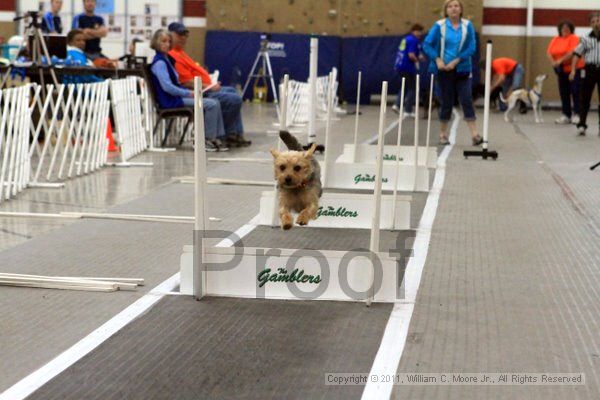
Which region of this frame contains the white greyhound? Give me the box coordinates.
[500,74,547,123]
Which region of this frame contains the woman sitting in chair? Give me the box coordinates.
[149,29,228,151]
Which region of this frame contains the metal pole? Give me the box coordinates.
[482,41,492,149]
[413,74,420,191]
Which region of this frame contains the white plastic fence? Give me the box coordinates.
[110,77,148,162]
[28,81,110,185]
[0,85,31,203]
[282,68,340,125]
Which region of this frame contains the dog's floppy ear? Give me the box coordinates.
[304,143,317,158]
[270,148,280,158]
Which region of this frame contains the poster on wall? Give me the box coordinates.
[106,14,124,38]
[95,0,115,14]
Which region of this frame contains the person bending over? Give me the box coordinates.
[167,22,250,147]
[490,57,525,112]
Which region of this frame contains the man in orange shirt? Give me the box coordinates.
[490,57,525,112]
[168,22,250,147]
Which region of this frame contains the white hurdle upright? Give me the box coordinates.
[181,77,403,303]
[0,85,31,202]
[109,77,153,167]
[307,37,318,145]
[336,73,437,170]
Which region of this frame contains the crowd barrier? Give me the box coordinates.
[283,68,341,126]
[0,85,31,203]
[110,77,155,166]
[0,77,160,203]
[28,81,110,187]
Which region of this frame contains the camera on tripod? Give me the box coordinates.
[13,11,41,27]
[259,33,272,52]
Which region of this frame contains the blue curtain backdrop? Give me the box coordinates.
[205,31,341,101]
[204,30,481,104]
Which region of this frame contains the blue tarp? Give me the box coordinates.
[205,31,341,101]
[204,30,480,105]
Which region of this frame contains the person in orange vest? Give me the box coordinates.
[167,22,250,147]
[490,57,525,112]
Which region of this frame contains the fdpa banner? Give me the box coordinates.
[205,31,341,101]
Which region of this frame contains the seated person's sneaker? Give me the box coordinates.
[205,140,218,152]
[555,115,571,124]
[212,139,230,151]
[227,135,251,147]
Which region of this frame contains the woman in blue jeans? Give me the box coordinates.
[149,29,228,151]
[423,0,482,146]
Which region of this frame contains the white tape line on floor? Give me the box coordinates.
[0,216,259,400]
[362,110,460,400]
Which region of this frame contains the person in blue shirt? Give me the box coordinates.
[149,29,229,151]
[41,0,63,34]
[63,29,103,84]
[423,0,482,146]
[71,0,108,60]
[393,24,424,117]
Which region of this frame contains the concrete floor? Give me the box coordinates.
[0,102,599,399]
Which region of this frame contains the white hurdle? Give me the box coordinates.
[180,78,403,303]
[109,77,153,167]
[336,74,437,169]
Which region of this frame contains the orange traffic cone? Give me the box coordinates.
[106,118,118,152]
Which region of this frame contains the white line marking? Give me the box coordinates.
[364,120,399,144]
[362,110,460,400]
[0,213,260,400]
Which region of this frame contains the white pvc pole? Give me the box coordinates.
[352,71,362,163]
[322,71,334,187]
[307,37,318,144]
[391,77,405,228]
[194,76,208,299]
[368,81,388,306]
[482,41,492,150]
[271,75,289,226]
[425,74,434,165]
[413,74,420,191]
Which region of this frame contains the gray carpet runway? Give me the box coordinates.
[28,296,392,400]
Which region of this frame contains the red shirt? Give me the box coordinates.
[547,33,584,73]
[168,47,212,85]
[492,58,518,76]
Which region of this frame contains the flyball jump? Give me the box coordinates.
[180,77,405,304]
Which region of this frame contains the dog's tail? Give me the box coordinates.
[499,92,507,103]
[279,130,303,151]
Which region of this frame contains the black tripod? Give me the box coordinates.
[591,161,600,171]
[0,11,59,89]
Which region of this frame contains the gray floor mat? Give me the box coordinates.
[28,296,392,400]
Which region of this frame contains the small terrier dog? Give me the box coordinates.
[500,74,547,123]
[270,131,322,230]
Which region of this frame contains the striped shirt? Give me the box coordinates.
[574,31,600,66]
